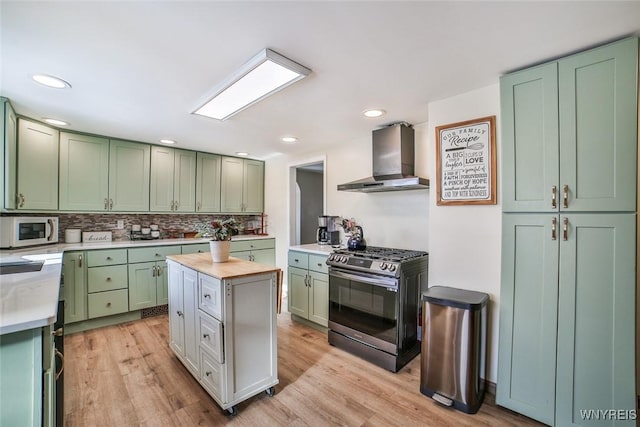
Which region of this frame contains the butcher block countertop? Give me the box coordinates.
[166,253,280,280]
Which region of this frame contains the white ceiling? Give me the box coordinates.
[1,1,639,160]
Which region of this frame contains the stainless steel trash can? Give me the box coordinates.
[420,286,489,414]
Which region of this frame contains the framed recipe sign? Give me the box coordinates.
[435,115,497,205]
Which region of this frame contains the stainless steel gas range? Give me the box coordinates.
[327,246,429,372]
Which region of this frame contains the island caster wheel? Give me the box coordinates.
[265,386,275,397]
[226,406,237,416]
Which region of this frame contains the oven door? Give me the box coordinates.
[328,267,399,354]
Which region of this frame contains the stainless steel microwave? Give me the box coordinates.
[0,216,59,248]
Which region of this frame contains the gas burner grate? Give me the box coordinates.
[334,246,427,262]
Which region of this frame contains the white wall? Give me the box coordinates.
[264,83,502,383]
[427,83,502,383]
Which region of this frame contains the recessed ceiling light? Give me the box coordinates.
[32,74,71,89]
[236,152,249,156]
[159,139,176,145]
[363,109,386,118]
[43,118,69,126]
[193,48,311,121]
[282,136,298,143]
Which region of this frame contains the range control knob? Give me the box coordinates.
[328,254,335,262]
[341,256,348,263]
[388,264,397,272]
[380,262,388,270]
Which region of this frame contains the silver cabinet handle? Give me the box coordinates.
[562,185,569,208]
[156,265,162,276]
[197,201,202,211]
[78,254,83,268]
[551,217,557,240]
[18,193,25,208]
[152,265,157,277]
[104,198,109,210]
[551,186,557,209]
[562,217,569,241]
[174,200,179,210]
[109,198,113,210]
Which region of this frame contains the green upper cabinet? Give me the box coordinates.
[59,133,109,211]
[16,118,59,210]
[220,157,264,213]
[109,139,150,211]
[501,37,637,212]
[195,152,221,213]
[150,146,196,212]
[1,99,17,210]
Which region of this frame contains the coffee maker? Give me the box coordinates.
[317,215,341,246]
[317,216,331,245]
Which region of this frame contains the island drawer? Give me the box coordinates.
[87,265,128,293]
[88,289,129,319]
[181,243,209,254]
[198,273,223,320]
[86,249,128,267]
[198,312,223,363]
[231,238,275,252]
[128,246,182,263]
[288,251,309,269]
[309,254,329,274]
[200,350,224,400]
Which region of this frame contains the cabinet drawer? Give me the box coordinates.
[198,312,223,363]
[86,249,127,267]
[231,238,275,252]
[199,273,222,320]
[88,265,128,292]
[288,251,309,269]
[309,254,329,274]
[88,289,129,319]
[128,246,182,263]
[181,243,210,254]
[200,349,225,401]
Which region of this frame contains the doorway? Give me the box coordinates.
[288,157,326,246]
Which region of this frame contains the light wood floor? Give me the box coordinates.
[64,312,541,426]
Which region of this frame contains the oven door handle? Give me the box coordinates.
[329,269,397,289]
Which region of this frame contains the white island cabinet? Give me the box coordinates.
[166,253,279,415]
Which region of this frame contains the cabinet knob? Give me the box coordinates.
[294,259,299,262]
[177,310,183,317]
[106,256,112,260]
[205,371,211,377]
[106,277,111,281]
[203,333,209,339]
[204,294,211,299]
[106,302,112,307]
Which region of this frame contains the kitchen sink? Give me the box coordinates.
[0,259,45,275]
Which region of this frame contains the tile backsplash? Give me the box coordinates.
[0,213,265,242]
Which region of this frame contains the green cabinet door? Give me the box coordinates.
[109,139,150,211]
[308,271,328,327]
[288,266,309,318]
[196,152,221,212]
[150,145,175,212]
[243,159,264,213]
[251,248,275,265]
[16,119,59,210]
[558,37,637,212]
[62,252,87,324]
[128,261,157,310]
[59,133,109,211]
[555,214,636,426]
[500,63,559,213]
[2,99,17,209]
[497,214,559,425]
[173,149,196,212]
[220,156,244,212]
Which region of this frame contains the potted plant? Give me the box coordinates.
[195,218,239,262]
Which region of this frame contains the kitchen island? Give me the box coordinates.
[166,253,280,415]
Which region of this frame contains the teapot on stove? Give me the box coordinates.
[347,226,367,251]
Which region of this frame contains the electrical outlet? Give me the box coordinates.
[116,220,124,229]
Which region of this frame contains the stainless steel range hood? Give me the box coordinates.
[337,122,429,193]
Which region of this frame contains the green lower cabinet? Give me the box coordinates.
[62,252,87,324]
[0,325,55,427]
[287,251,329,327]
[128,261,169,309]
[230,238,275,265]
[498,213,636,425]
[181,243,210,254]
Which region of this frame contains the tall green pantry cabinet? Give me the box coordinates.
[498,37,638,426]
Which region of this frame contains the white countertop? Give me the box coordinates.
[289,243,341,256]
[0,235,273,335]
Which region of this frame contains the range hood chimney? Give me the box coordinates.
[337,122,429,193]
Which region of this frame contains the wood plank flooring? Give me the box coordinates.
[64,312,541,426]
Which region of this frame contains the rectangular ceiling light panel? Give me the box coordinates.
[193,48,311,120]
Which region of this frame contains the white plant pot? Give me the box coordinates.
[209,240,231,263]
